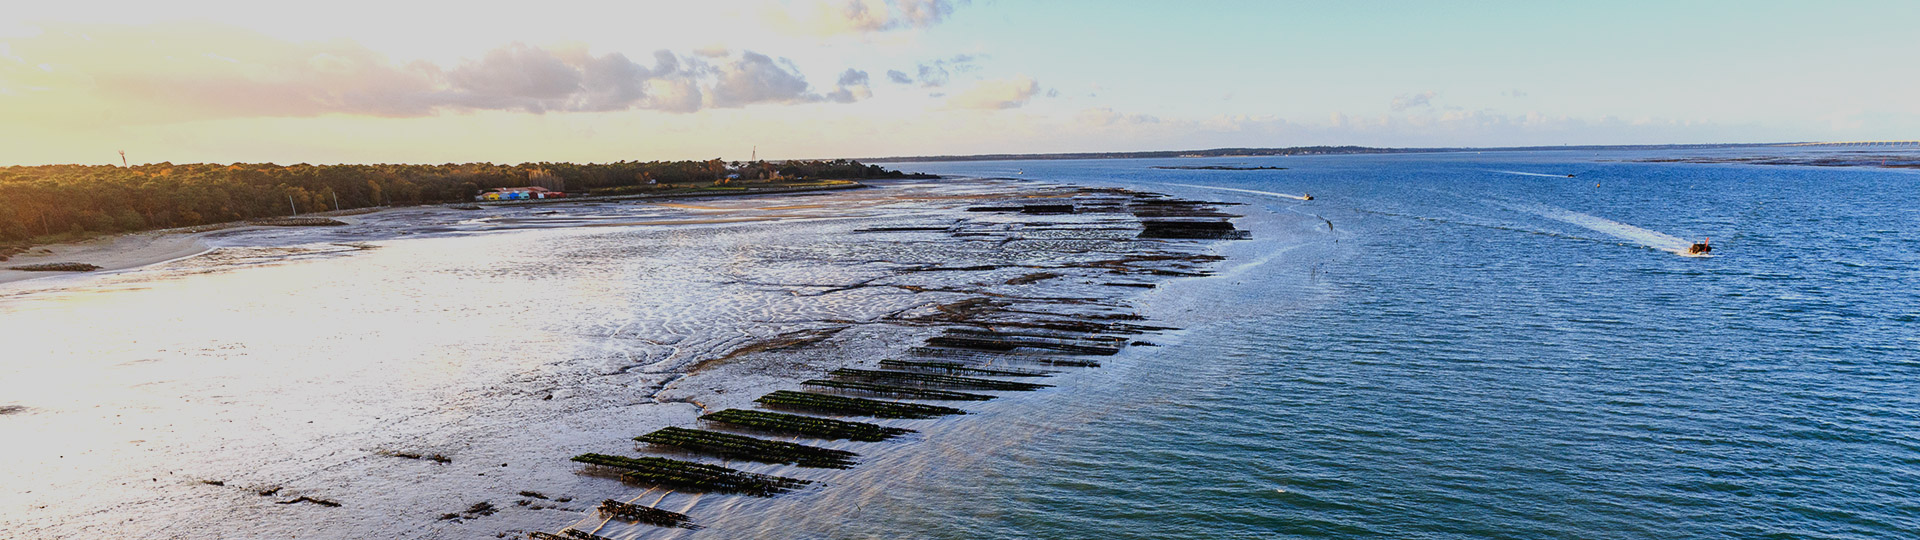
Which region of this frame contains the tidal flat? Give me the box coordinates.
[0,177,1243,539]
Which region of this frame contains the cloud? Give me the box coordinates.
[1390,91,1437,111]
[1076,107,1160,127]
[772,0,961,35]
[912,54,977,87]
[947,76,1038,110]
[445,44,593,112]
[886,69,913,84]
[0,23,857,123]
[891,0,958,27]
[824,68,872,103]
[646,77,704,114]
[1503,89,1528,98]
[709,51,816,108]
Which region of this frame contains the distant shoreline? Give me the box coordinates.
[858,142,1787,163]
[473,180,868,207]
[0,180,880,286]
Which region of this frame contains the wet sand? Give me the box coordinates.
[0,177,1243,539]
[1,230,221,285]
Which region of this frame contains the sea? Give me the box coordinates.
[3,147,1916,539]
[798,148,1919,539]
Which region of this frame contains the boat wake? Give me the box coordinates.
[1504,201,1703,256]
[1160,183,1311,201]
[1491,170,1576,178]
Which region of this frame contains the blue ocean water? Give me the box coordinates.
[824,150,1919,539]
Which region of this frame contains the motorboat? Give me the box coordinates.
[1688,238,1711,255]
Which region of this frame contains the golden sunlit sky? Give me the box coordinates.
[3,0,1917,165]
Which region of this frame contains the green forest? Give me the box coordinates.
[0,159,925,245]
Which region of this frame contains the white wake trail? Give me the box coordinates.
[1490,170,1574,178]
[1161,183,1311,200]
[1507,202,1698,255]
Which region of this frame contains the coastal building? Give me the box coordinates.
[476,186,567,201]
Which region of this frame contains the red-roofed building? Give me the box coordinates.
[477,186,567,201]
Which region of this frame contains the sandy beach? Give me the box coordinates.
[0,230,220,285]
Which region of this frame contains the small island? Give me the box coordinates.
[1149,165,1288,171]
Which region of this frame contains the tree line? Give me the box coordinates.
[0,159,923,244]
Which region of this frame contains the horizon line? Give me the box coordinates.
[13,140,1920,168]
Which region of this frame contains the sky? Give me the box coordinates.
[2,0,1916,165]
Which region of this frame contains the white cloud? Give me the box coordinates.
[824,68,872,103]
[1076,107,1159,127]
[1390,90,1437,111]
[946,76,1038,110]
[769,0,961,35]
[709,51,816,108]
[911,54,977,88]
[0,23,861,122]
[446,43,592,112]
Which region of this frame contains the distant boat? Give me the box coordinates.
[1301,193,1314,200]
[1688,238,1712,255]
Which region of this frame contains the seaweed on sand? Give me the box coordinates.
[755,390,966,419]
[829,368,1052,391]
[946,328,1127,344]
[699,409,914,442]
[923,334,1122,355]
[966,204,1074,214]
[908,347,1104,368]
[801,379,996,401]
[636,426,858,469]
[7,262,100,272]
[530,529,616,540]
[569,453,809,496]
[877,359,1056,377]
[597,499,700,529]
[1138,219,1251,240]
[273,496,341,507]
[1004,272,1061,285]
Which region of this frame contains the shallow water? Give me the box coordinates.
[4,149,1917,539]
[803,149,1920,539]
